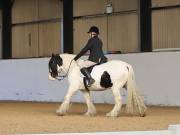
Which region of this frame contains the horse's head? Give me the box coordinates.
[48,53,63,80]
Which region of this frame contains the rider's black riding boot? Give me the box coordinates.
[80,67,95,87]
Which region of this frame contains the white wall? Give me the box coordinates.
[0,51,180,106]
[0,10,2,59]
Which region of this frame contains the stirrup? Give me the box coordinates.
[86,78,95,87]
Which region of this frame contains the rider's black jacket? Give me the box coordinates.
[74,36,107,63]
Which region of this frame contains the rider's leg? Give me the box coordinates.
[80,67,95,87]
[77,60,97,87]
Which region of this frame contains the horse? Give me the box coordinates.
[48,53,147,117]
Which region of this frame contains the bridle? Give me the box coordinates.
[53,59,74,81]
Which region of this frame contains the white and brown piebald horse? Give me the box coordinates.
[48,53,147,117]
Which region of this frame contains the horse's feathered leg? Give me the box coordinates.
[56,84,78,116]
[106,81,124,117]
[81,90,96,116]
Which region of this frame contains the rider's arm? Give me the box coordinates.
[74,39,92,61]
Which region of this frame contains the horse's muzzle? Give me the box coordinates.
[48,74,56,80]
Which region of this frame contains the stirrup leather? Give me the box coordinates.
[83,77,95,88]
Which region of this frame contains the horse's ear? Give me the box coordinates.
[52,53,55,57]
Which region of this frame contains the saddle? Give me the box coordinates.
[86,56,108,73]
[83,59,113,90]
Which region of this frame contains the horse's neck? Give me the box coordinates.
[60,53,80,72]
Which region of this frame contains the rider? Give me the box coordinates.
[73,26,107,87]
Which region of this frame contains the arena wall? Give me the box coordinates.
[0,51,180,106]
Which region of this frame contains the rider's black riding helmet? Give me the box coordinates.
[87,26,99,34]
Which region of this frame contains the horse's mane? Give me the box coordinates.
[60,53,75,58]
[59,53,85,71]
[60,53,86,64]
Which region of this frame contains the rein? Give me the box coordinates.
[55,59,74,81]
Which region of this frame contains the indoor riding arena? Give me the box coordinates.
[0,0,180,135]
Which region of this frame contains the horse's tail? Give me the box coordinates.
[126,65,147,116]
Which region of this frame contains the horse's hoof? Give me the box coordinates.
[56,110,65,116]
[140,112,146,117]
[57,113,64,116]
[106,112,118,117]
[84,112,95,117]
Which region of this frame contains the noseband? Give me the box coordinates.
[54,59,74,81]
